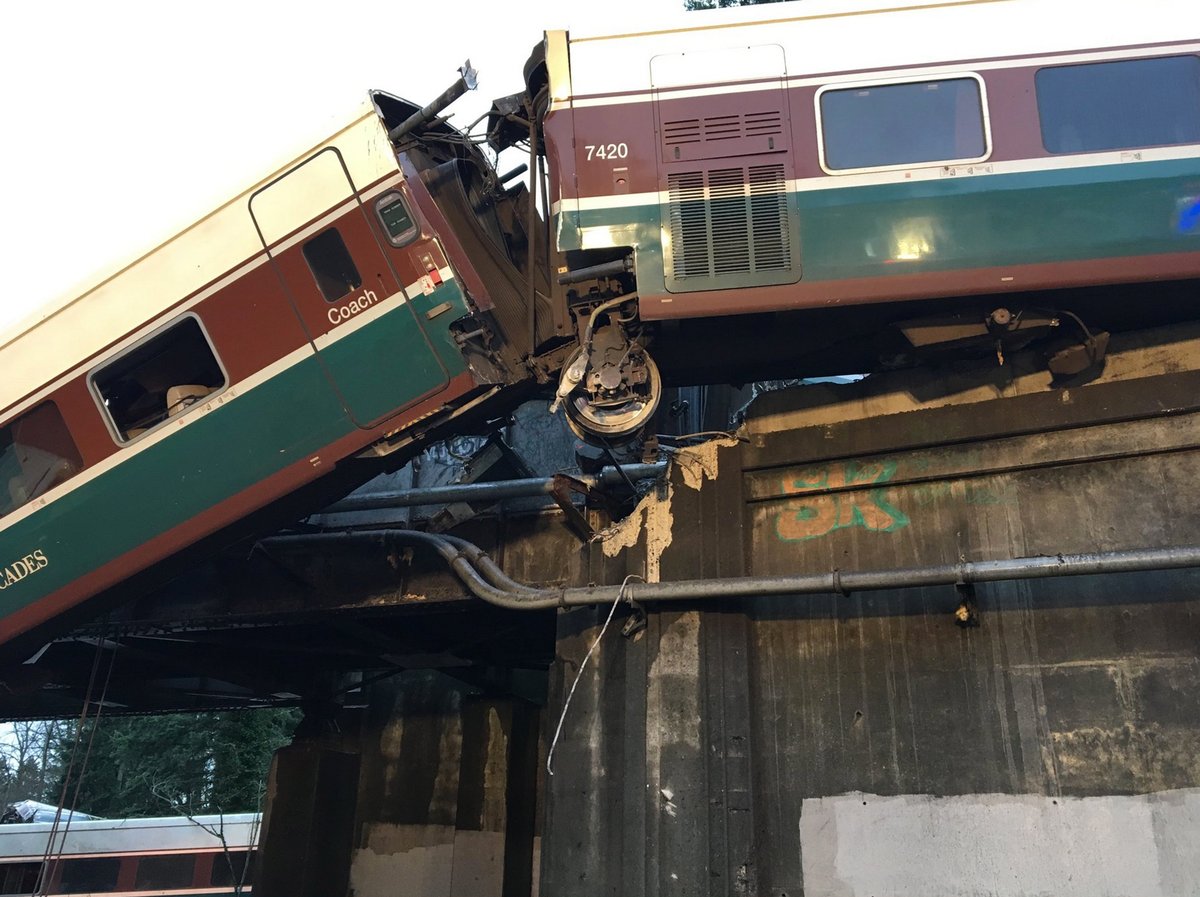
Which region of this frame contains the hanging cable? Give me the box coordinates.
[545,574,642,776]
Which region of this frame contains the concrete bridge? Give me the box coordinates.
[3,320,1199,896]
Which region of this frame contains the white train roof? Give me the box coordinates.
[0,96,399,419]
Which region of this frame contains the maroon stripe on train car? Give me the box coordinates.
[3,371,478,643]
[563,47,1199,198]
[638,251,1200,320]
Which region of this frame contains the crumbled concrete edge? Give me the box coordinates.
[671,436,740,491]
[597,482,674,583]
[593,437,737,581]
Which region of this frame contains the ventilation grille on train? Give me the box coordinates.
[663,111,784,147]
[665,164,796,291]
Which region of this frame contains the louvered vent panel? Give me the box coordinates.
[661,111,785,158]
[709,168,751,275]
[748,164,791,272]
[744,110,783,137]
[667,171,711,278]
[663,119,702,147]
[666,163,793,290]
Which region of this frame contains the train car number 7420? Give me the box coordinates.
[585,143,629,161]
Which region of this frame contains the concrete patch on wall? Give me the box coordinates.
[350,823,456,897]
[800,789,1200,897]
[448,829,506,897]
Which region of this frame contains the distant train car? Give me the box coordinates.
[0,84,557,649]
[0,812,259,895]
[523,0,1200,435]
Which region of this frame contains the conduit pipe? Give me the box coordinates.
[260,530,1200,612]
[319,463,665,514]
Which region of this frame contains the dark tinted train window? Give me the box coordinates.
[134,854,196,889]
[303,228,363,302]
[1,402,83,518]
[210,850,254,887]
[58,857,120,893]
[92,316,226,443]
[820,77,987,170]
[0,862,41,895]
[376,193,419,246]
[1037,55,1200,153]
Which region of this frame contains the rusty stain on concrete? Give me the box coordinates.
[1053,724,1200,795]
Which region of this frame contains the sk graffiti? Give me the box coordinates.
[775,460,910,542]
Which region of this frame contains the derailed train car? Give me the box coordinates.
[2,0,1199,647]
[515,0,1200,436]
[0,83,565,649]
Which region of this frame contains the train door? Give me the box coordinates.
[249,148,451,428]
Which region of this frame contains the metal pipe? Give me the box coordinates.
[319,463,665,514]
[260,526,1200,614]
[388,62,479,144]
[557,258,631,285]
[564,546,1200,607]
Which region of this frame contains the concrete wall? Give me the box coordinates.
[538,324,1200,896]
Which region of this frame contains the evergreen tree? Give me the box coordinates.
[45,709,299,818]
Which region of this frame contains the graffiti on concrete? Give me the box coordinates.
[775,460,910,542]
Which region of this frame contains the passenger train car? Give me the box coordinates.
[0,83,562,650]
[525,0,1200,435]
[2,0,1198,648]
[0,812,258,896]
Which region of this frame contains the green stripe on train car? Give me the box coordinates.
[0,289,469,625]
[556,158,1200,283]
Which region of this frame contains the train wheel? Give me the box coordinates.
[560,346,662,444]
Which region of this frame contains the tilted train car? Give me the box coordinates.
[518,0,1200,436]
[0,812,259,895]
[0,85,563,650]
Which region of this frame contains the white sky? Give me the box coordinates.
[0,0,689,335]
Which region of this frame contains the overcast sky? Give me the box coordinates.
[0,0,688,335]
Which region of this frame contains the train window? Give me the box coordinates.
[1036,55,1200,154]
[1,402,83,518]
[375,192,419,247]
[1,862,41,895]
[303,228,363,302]
[818,76,987,172]
[209,850,254,887]
[91,315,227,443]
[134,854,195,889]
[58,857,119,893]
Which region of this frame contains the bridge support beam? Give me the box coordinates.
[258,673,542,897]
